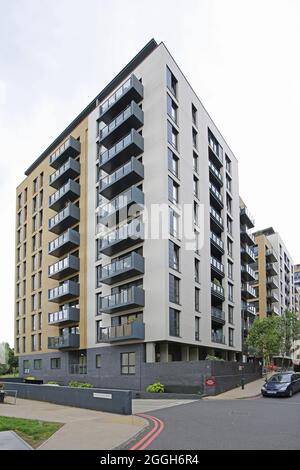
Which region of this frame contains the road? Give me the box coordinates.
[141,393,300,450]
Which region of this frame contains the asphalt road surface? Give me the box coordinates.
[144,393,300,450]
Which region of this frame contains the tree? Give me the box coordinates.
[0,343,18,375]
[246,316,282,367]
[279,310,300,358]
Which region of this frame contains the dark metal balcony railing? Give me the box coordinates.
[98,286,145,313]
[210,207,224,229]
[98,321,145,343]
[211,307,225,324]
[210,232,224,253]
[209,161,223,186]
[48,333,80,349]
[211,332,226,344]
[49,136,81,169]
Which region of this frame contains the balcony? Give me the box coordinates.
[209,161,223,187]
[240,206,255,228]
[99,130,144,173]
[49,180,80,212]
[48,229,80,257]
[242,301,256,317]
[99,101,144,148]
[241,283,256,299]
[266,262,278,276]
[98,252,144,285]
[266,248,278,263]
[48,280,79,303]
[49,158,80,189]
[99,157,144,200]
[240,226,255,245]
[210,232,224,256]
[98,218,144,256]
[97,187,144,227]
[48,255,80,280]
[208,143,223,169]
[48,204,80,235]
[267,290,279,303]
[211,282,225,301]
[241,244,256,263]
[210,207,224,232]
[98,321,145,343]
[211,332,226,345]
[99,74,144,124]
[211,307,226,325]
[98,286,145,314]
[267,305,280,315]
[49,137,81,170]
[209,183,223,209]
[48,307,80,326]
[241,264,256,281]
[48,333,80,350]
[211,257,225,278]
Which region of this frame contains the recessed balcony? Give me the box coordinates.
[242,301,256,317]
[48,203,80,235]
[99,157,144,200]
[48,280,79,303]
[267,290,279,303]
[209,161,223,187]
[49,136,81,169]
[49,180,80,212]
[211,332,226,345]
[209,183,223,210]
[98,321,145,343]
[210,232,224,256]
[99,101,144,148]
[267,305,280,315]
[48,333,80,350]
[211,257,225,278]
[98,218,144,256]
[98,286,145,314]
[211,282,225,301]
[48,307,80,326]
[240,226,255,245]
[266,249,278,263]
[266,262,278,276]
[241,283,256,299]
[99,74,144,124]
[208,143,223,169]
[211,307,225,325]
[241,244,256,263]
[97,187,144,227]
[210,207,224,233]
[49,158,80,189]
[241,264,256,281]
[48,254,80,280]
[240,206,255,228]
[99,129,144,173]
[98,252,145,285]
[48,229,80,258]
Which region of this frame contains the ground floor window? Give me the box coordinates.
[50,358,61,369]
[23,359,29,373]
[34,359,42,370]
[121,352,136,375]
[96,354,102,368]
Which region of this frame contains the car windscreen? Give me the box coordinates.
[268,374,292,384]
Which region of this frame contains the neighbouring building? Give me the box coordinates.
[15,39,253,388]
[250,228,295,319]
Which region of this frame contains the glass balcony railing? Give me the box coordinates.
[48,307,80,325]
[211,257,224,274]
[210,207,223,227]
[48,204,80,234]
[210,232,224,252]
[48,280,79,302]
[99,286,145,313]
[98,187,144,223]
[98,321,145,343]
[211,282,225,298]
[48,229,80,257]
[49,137,81,169]
[240,206,255,228]
[211,307,225,324]
[99,218,144,256]
[209,182,223,205]
[48,255,79,279]
[99,252,144,285]
[209,161,223,184]
[49,180,80,211]
[48,333,80,349]
[241,283,256,297]
[99,130,144,172]
[49,158,80,189]
[211,332,226,344]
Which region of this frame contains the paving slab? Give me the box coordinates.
[0,431,32,450]
[132,399,197,414]
[203,376,265,400]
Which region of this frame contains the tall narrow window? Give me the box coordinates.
[168,148,179,177]
[166,67,177,97]
[193,152,198,173]
[167,94,178,123]
[168,176,179,204]
[192,128,198,149]
[195,287,200,312]
[169,274,180,304]
[121,352,136,375]
[169,308,180,337]
[193,176,199,198]
[195,259,200,283]
[169,240,180,271]
[195,317,200,341]
[167,121,178,149]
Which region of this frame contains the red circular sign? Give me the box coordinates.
[205,377,216,386]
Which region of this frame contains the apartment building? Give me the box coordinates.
[239,199,256,358]
[250,228,295,319]
[15,39,243,387]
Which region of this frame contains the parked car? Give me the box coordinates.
[261,372,300,398]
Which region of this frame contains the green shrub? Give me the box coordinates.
[25,376,36,380]
[205,355,225,362]
[68,380,93,388]
[47,381,58,385]
[146,382,165,393]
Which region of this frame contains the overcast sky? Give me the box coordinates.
[0,0,299,345]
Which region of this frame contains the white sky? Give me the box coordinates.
[0,0,299,345]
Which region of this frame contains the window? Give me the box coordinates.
[96,319,102,342]
[16,338,20,354]
[195,259,200,283]
[34,359,42,370]
[166,66,177,97]
[31,294,37,312]
[31,334,37,352]
[17,266,20,281]
[33,178,38,194]
[169,208,180,239]
[17,247,21,263]
[32,254,37,271]
[121,352,136,375]
[193,201,198,225]
[39,231,43,248]
[32,215,37,232]
[193,152,198,173]
[38,251,42,269]
[192,128,198,149]
[228,305,234,324]
[32,235,37,252]
[32,274,37,291]
[225,155,231,174]
[39,210,43,227]
[169,308,180,337]
[51,358,61,369]
[192,104,197,126]
[40,172,44,188]
[32,314,37,331]
[167,121,178,149]
[208,129,223,160]
[229,328,234,347]
[23,317,26,334]
[168,148,179,177]
[23,360,29,373]
[228,261,233,280]
[227,216,232,235]
[168,176,179,204]
[18,193,22,210]
[226,176,232,193]
[17,211,22,227]
[23,243,27,258]
[17,229,21,244]
[195,287,200,312]
[228,283,233,302]
[96,354,102,368]
[169,274,180,304]
[195,316,200,341]
[169,240,180,271]
[193,176,199,198]
[167,94,178,123]
[227,238,233,258]
[38,333,42,350]
[39,190,43,208]
[24,188,27,203]
[226,194,232,214]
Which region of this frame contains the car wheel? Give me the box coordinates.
[288,389,293,398]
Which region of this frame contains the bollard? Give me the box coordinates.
[241,377,245,390]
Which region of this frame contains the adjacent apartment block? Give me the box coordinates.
[250,228,295,319]
[15,39,246,387]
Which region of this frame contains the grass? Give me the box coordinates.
[0,416,63,448]
[0,373,19,378]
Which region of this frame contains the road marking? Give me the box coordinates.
[130,414,164,451]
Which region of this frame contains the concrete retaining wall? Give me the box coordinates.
[2,382,132,415]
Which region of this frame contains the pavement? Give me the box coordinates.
[0,431,32,450]
[203,375,266,400]
[132,399,197,414]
